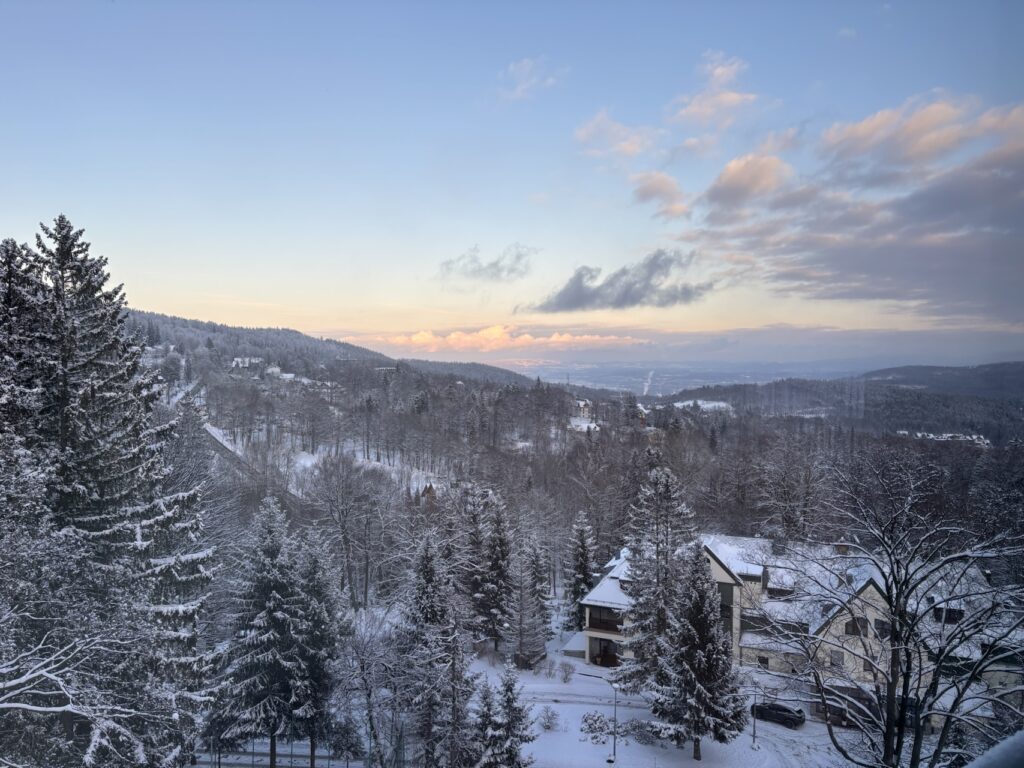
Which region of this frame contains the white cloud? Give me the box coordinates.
[499,57,558,100]
[670,50,757,127]
[574,109,658,157]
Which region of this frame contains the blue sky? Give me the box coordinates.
[1,1,1022,367]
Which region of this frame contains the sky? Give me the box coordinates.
[1,1,1022,369]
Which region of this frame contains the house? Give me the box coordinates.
[231,356,263,369]
[578,533,1023,729]
[573,399,593,420]
[579,536,743,667]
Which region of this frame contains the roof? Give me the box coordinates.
[582,553,632,609]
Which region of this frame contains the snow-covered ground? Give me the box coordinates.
[674,399,735,413]
[471,651,843,768]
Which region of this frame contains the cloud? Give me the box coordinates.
[756,127,801,154]
[630,171,689,218]
[838,27,857,39]
[574,109,658,157]
[439,244,536,281]
[532,249,714,312]
[819,96,1024,168]
[670,51,757,127]
[382,324,638,353]
[499,57,558,100]
[705,153,793,207]
[684,97,1024,324]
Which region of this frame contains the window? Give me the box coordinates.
[863,659,873,673]
[757,656,770,670]
[874,619,891,639]
[830,650,845,668]
[844,617,869,636]
[932,607,964,625]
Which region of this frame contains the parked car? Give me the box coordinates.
[751,701,806,728]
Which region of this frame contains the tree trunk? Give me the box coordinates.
[693,737,701,761]
[310,735,317,768]
[270,731,277,768]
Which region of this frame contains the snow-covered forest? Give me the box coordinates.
[2,217,1023,768]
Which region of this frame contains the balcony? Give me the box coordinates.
[587,615,622,633]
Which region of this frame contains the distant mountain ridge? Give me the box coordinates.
[129,310,539,387]
[861,362,1024,400]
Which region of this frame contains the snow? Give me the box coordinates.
[674,399,734,413]
[469,654,843,768]
[965,729,1024,768]
[569,416,599,432]
[581,558,631,610]
[561,631,588,655]
[699,533,769,579]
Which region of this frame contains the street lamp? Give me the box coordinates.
[607,682,620,764]
[579,672,619,764]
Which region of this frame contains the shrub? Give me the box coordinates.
[539,706,560,732]
[558,660,575,684]
[543,658,557,678]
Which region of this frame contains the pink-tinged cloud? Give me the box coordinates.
[574,109,658,157]
[670,50,756,127]
[378,325,639,353]
[705,153,793,207]
[630,171,689,218]
[822,98,1024,164]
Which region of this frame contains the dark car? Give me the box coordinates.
[751,701,806,728]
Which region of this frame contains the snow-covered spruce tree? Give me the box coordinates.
[0,237,46,428]
[479,493,513,651]
[0,415,117,766]
[2,217,204,764]
[402,535,479,768]
[225,497,305,768]
[473,681,500,768]
[524,535,553,640]
[494,662,535,768]
[503,546,549,668]
[614,460,695,694]
[290,526,342,768]
[562,510,597,632]
[148,397,217,764]
[649,544,746,760]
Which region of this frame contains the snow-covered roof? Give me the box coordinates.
[582,551,632,610]
[699,533,770,579]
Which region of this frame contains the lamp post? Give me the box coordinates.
[579,672,619,764]
[609,682,619,764]
[751,689,757,750]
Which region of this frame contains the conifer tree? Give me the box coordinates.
[291,527,342,768]
[149,398,217,764]
[563,511,597,632]
[495,663,535,768]
[614,461,694,694]
[524,536,553,640]
[503,547,549,667]
[480,493,513,650]
[650,545,747,760]
[225,498,304,768]
[404,535,478,768]
[2,217,204,764]
[473,681,501,768]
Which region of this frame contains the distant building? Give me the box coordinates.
[231,356,263,369]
